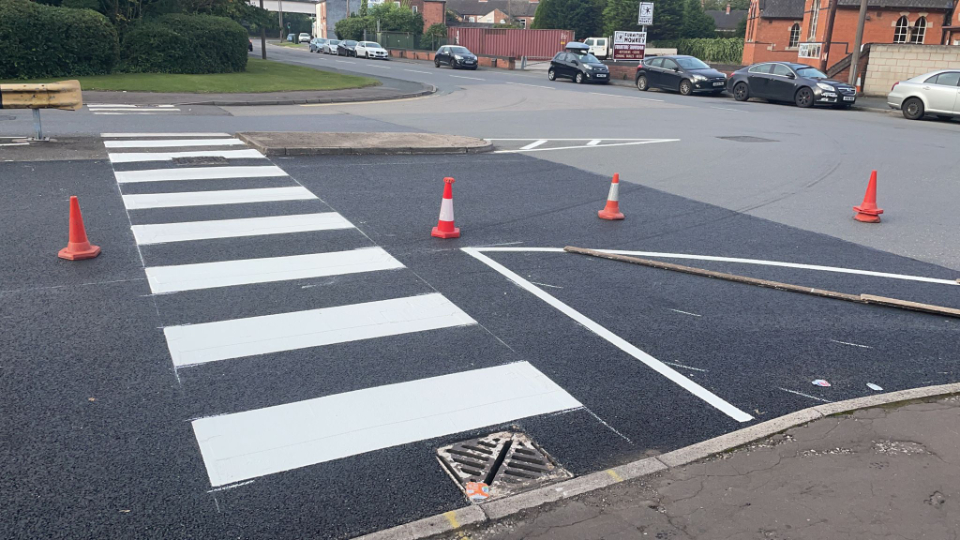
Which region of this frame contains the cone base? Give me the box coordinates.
[432,227,460,239]
[598,210,624,220]
[58,243,101,260]
[853,213,881,223]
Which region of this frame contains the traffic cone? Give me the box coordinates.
[58,196,101,260]
[598,173,625,220]
[431,177,460,239]
[853,170,883,223]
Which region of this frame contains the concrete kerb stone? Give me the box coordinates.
[813,382,960,416]
[237,131,493,157]
[358,506,486,540]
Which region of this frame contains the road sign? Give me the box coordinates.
[639,2,654,25]
[613,31,647,61]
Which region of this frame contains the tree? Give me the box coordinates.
[682,0,716,38]
[734,15,747,37]
[533,0,605,38]
[531,0,564,29]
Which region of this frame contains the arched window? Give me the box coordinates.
[894,16,909,43]
[910,17,926,43]
[788,23,801,48]
[808,0,820,40]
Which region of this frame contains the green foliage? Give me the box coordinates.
[425,23,447,40]
[121,14,247,74]
[682,0,716,38]
[734,16,747,37]
[650,37,743,63]
[532,0,605,39]
[603,0,683,39]
[335,2,423,40]
[335,16,367,40]
[62,0,101,10]
[0,0,119,79]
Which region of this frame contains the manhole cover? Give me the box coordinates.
[437,431,571,503]
[173,156,229,166]
[717,136,777,143]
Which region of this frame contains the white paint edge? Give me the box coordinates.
[494,139,680,154]
[122,186,315,210]
[101,133,231,137]
[115,165,287,184]
[104,139,245,148]
[109,149,264,163]
[130,212,354,245]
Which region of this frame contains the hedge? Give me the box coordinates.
[0,0,119,79]
[121,14,248,74]
[650,38,743,65]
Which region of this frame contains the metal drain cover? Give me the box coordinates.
[437,431,571,503]
[173,156,229,166]
[717,136,777,143]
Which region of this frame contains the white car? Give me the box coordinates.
[324,39,340,54]
[298,33,311,44]
[355,41,388,59]
[888,70,960,120]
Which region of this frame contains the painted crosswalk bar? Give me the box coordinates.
[192,361,582,486]
[146,247,404,293]
[130,213,354,245]
[109,149,264,163]
[115,165,286,183]
[122,187,316,210]
[101,133,231,138]
[164,293,477,367]
[104,139,246,149]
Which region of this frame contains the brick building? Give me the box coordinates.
[445,0,539,28]
[408,0,448,31]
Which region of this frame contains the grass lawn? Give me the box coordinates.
[0,58,379,93]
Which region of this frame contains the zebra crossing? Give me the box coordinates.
[105,133,583,489]
[88,104,181,115]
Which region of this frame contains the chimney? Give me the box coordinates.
[726,2,731,14]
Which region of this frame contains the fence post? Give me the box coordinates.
[521,56,526,69]
[32,109,44,140]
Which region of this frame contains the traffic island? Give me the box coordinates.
[237,132,494,156]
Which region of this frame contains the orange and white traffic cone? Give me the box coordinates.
[598,173,625,220]
[431,177,460,239]
[58,196,101,260]
[853,170,883,223]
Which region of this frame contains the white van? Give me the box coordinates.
[584,37,609,59]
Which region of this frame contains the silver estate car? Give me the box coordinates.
[887,70,960,120]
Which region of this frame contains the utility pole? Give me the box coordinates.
[260,0,267,58]
[819,0,838,72]
[279,0,285,42]
[848,0,868,86]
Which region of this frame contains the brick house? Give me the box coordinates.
[445,0,539,28]
[408,0,447,31]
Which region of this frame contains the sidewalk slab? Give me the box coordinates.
[83,84,434,107]
[237,132,493,156]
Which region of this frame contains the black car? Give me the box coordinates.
[434,45,478,70]
[728,62,857,108]
[635,55,727,96]
[337,40,358,57]
[548,50,609,84]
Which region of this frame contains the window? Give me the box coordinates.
[910,17,926,43]
[771,64,795,77]
[894,16,908,43]
[748,63,772,73]
[412,5,418,12]
[585,39,594,45]
[808,0,820,40]
[646,57,664,67]
[927,71,960,86]
[787,23,801,48]
[662,59,679,70]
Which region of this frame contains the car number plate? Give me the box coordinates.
[843,96,855,101]
[596,74,607,78]
[713,82,724,86]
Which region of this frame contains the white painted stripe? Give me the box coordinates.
[122,187,315,210]
[494,140,680,154]
[115,165,286,184]
[520,140,547,150]
[449,75,484,80]
[95,112,176,115]
[829,339,872,349]
[146,247,404,293]
[91,108,180,112]
[587,92,665,103]
[778,387,832,403]
[131,213,353,245]
[157,105,177,108]
[101,133,231,138]
[192,361,581,486]
[438,198,454,221]
[104,139,245,148]
[506,82,555,90]
[164,293,476,367]
[405,69,431,74]
[88,104,138,108]
[486,138,671,141]
[109,149,264,163]
[462,248,754,423]
[587,139,602,146]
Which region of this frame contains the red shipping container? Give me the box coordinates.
[446,28,576,60]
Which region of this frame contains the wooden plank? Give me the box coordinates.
[861,294,960,318]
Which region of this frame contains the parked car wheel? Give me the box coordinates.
[795,87,814,108]
[435,59,441,68]
[636,75,648,91]
[575,72,584,84]
[548,69,556,81]
[902,97,924,120]
[733,82,749,101]
[679,79,693,96]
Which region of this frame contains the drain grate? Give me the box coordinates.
[437,431,571,503]
[717,136,777,143]
[173,156,229,166]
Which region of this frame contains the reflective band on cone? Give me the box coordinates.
[598,173,625,220]
[432,177,461,239]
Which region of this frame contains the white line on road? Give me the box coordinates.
[778,388,832,403]
[520,140,548,150]
[366,64,391,69]
[88,104,138,108]
[829,339,873,349]
[131,213,353,245]
[405,69,431,74]
[109,149,264,163]
[530,281,563,289]
[335,60,356,64]
[462,248,754,423]
[506,82,554,90]
[670,309,702,317]
[710,106,747,112]
[449,75,484,81]
[586,139,602,146]
[495,140,679,154]
[663,362,708,372]
[145,247,404,293]
[101,133,230,138]
[164,293,477,367]
[122,186,315,210]
[115,165,287,183]
[588,92,664,102]
[486,138,672,141]
[90,108,180,112]
[105,139,245,148]
[191,361,581,486]
[94,112,179,115]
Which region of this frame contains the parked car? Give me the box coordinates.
[548,49,609,84]
[635,55,726,96]
[727,62,856,108]
[584,37,609,59]
[286,33,297,43]
[309,38,328,53]
[887,70,960,121]
[356,41,388,59]
[434,46,478,69]
[324,39,341,54]
[337,40,358,56]
[298,33,311,44]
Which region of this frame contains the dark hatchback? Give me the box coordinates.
[337,40,358,57]
[548,51,609,84]
[435,46,478,69]
[636,55,727,95]
[728,62,857,108]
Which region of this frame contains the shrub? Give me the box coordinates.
[0,0,119,79]
[121,14,248,74]
[650,38,743,64]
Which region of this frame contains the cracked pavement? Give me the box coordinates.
[446,396,960,540]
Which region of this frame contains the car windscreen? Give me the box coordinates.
[449,47,471,54]
[574,53,601,63]
[343,40,357,46]
[676,57,709,70]
[795,67,827,79]
[368,43,382,48]
[329,40,340,44]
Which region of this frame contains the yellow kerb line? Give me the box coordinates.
[606,469,624,482]
[444,510,461,528]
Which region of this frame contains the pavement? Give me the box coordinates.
[444,394,960,540]
[237,131,492,155]
[82,84,435,107]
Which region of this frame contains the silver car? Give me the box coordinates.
[887,70,960,120]
[324,39,340,54]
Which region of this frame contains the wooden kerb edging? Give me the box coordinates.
[563,247,960,319]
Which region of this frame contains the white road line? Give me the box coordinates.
[462,248,753,423]
[495,140,679,154]
[367,65,391,69]
[778,388,832,403]
[109,149,264,163]
[829,339,873,349]
[670,309,702,317]
[530,281,563,289]
[586,139,602,146]
[192,361,581,487]
[146,247,404,293]
[88,104,138,108]
[587,92,664,102]
[122,186,315,210]
[485,138,673,141]
[90,108,180,112]
[710,106,746,112]
[506,82,555,90]
[105,139,245,148]
[335,60,356,64]
[101,133,230,138]
[0,142,30,147]
[131,212,353,245]
[663,362,708,372]
[449,75,484,81]
[405,69,431,74]
[115,165,286,184]
[94,112,178,115]
[520,140,548,150]
[164,293,477,367]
